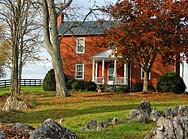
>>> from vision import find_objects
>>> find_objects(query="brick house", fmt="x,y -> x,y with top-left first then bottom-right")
58,19 -> 175,89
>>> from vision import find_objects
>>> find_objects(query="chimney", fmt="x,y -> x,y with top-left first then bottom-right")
57,13 -> 64,27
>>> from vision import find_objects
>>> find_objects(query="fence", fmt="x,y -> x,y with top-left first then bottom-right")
0,79 -> 43,88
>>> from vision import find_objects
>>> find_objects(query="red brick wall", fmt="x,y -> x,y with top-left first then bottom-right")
131,55 -> 174,88
60,35 -> 106,81
60,35 -> 175,88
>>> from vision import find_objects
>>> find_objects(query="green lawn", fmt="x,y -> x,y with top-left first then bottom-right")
0,86 -> 188,139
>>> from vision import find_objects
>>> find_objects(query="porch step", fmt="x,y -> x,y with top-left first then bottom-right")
97,85 -> 116,92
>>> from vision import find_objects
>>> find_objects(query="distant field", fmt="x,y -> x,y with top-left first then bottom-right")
0,87 -> 188,139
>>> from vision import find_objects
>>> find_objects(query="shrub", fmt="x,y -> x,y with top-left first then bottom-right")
148,85 -> 155,92
71,80 -> 85,91
116,85 -> 129,93
42,69 -> 68,91
132,82 -> 143,92
157,72 -> 186,94
132,82 -> 155,92
66,79 -> 75,89
85,81 -> 97,91
42,69 -> 56,91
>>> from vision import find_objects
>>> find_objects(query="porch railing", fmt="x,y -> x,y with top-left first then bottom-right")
94,77 -> 103,84
94,77 -> 127,85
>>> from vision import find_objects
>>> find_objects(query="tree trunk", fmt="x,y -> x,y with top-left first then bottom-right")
41,0 -> 70,97
11,45 -> 19,97
51,51 -> 70,97
143,70 -> 149,92
175,54 -> 180,76
18,55 -> 23,94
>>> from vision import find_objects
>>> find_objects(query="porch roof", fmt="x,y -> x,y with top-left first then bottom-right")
91,49 -> 115,60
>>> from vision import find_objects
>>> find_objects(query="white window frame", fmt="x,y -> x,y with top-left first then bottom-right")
75,64 -> 84,80
141,68 -> 151,80
76,37 -> 85,54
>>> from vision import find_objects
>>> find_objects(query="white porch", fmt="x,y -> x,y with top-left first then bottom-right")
91,49 -> 128,85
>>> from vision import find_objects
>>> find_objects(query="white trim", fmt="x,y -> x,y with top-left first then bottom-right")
124,64 -> 128,85
92,59 -> 95,82
75,64 -> 84,80
102,60 -> 104,84
107,63 -> 114,85
76,37 -> 85,54
95,62 -> 98,82
113,60 -> 117,84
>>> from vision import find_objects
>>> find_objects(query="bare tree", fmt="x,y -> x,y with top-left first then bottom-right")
0,0 -> 41,96
0,0 -> 41,111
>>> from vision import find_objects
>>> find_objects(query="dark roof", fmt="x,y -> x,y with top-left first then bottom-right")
58,21 -> 118,36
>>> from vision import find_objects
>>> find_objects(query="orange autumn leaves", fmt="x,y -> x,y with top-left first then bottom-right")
99,0 -> 188,67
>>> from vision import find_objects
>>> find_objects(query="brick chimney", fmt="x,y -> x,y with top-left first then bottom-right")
57,13 -> 64,27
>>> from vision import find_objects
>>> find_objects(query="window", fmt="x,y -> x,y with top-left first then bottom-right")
76,38 -> 85,53
141,68 -> 151,80
75,64 -> 84,79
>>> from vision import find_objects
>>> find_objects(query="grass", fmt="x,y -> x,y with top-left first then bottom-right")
0,86 -> 188,139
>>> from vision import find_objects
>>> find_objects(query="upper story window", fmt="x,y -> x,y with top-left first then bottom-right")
76,37 -> 85,53
75,64 -> 84,80
141,68 -> 151,80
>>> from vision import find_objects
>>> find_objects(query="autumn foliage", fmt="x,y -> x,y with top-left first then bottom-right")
99,0 -> 188,92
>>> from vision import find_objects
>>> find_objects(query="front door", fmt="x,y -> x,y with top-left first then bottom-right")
108,64 -> 114,85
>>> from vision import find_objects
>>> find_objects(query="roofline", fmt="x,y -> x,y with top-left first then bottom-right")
58,33 -> 105,37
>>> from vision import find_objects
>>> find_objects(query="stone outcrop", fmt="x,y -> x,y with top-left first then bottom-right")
145,116 -> 188,139
127,101 -> 188,139
129,101 -> 188,139
128,101 -> 160,123
81,117 -> 123,131
29,118 -> 79,139
128,101 -> 188,123
2,96 -> 29,111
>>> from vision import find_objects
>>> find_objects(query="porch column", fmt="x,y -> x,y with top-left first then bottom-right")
124,64 -> 127,85
92,59 -> 95,82
102,59 -> 104,84
95,62 -> 98,83
113,60 -> 117,85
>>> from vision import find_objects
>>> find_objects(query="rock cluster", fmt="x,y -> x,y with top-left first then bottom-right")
145,116 -> 188,139
128,101 -> 188,139
30,118 -> 79,139
0,119 -> 79,139
128,101 -> 161,122
82,117 -> 123,131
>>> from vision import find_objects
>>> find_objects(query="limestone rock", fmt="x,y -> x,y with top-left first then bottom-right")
163,105 -> 188,118
82,117 -> 123,131
150,109 -> 161,122
129,101 -> 154,123
86,120 -> 97,130
111,117 -> 121,125
2,96 -> 29,111
12,123 -> 35,131
29,118 -> 79,139
145,116 -> 188,139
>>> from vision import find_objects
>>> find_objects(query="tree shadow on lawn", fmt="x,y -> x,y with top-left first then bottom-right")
0,104 -> 137,125
0,102 -> 176,125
